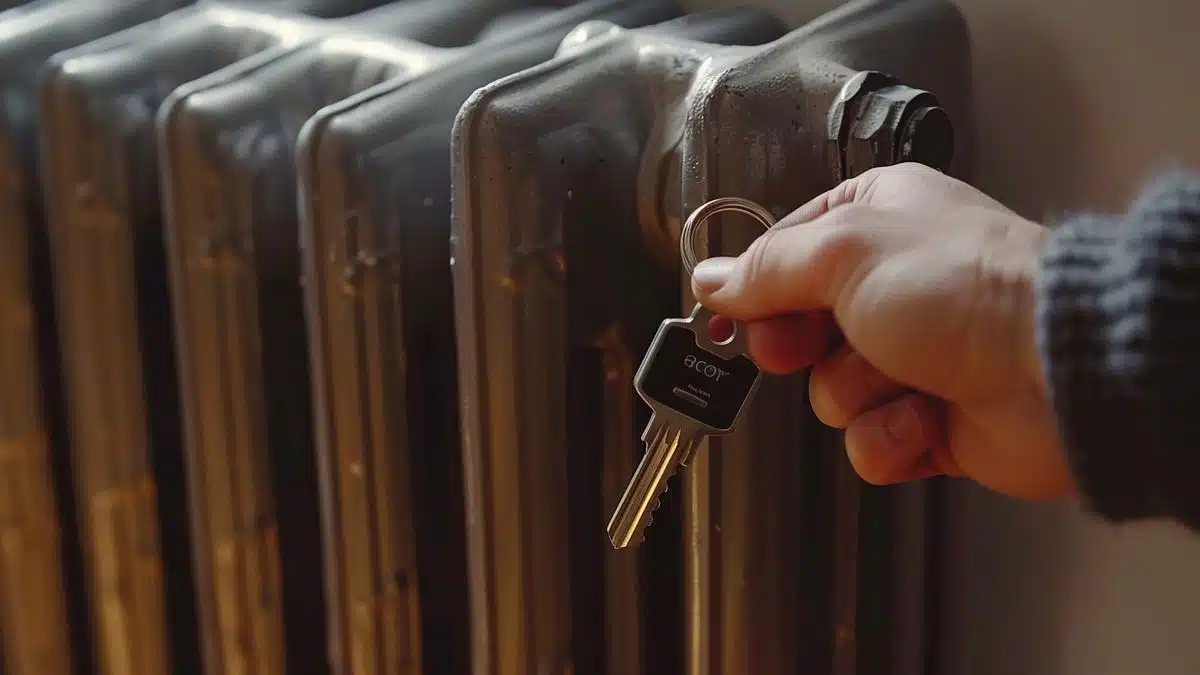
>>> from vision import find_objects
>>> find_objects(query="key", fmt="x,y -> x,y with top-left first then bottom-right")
607,302 -> 761,549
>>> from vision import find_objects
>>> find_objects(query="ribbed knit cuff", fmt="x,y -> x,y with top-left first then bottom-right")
1035,171 -> 1200,528
1035,212 -> 1156,522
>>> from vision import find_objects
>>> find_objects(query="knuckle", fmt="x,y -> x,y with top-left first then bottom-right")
825,176 -> 861,210
808,361 -> 853,428
737,226 -> 785,285
851,167 -> 888,197
809,221 -> 870,277
846,352 -> 896,401
855,163 -> 944,204
843,433 -> 893,485
891,162 -> 941,179
833,166 -> 893,206
810,350 -> 897,429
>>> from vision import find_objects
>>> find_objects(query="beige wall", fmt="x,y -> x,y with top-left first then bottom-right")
683,0 -> 1200,672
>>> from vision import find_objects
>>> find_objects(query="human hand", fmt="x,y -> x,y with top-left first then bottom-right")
691,163 -> 1072,499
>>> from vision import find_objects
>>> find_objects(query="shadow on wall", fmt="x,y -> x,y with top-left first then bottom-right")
964,0 -> 1200,216
945,0 -> 1200,673
956,7 -> 1089,217
940,485 -> 1076,675
942,483 -> 1200,675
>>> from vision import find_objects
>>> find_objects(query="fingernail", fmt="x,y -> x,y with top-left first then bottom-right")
883,399 -> 922,446
692,257 -> 736,293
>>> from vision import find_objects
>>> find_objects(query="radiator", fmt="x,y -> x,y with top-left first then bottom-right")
156,3 -> 690,674
0,0 -> 972,673
0,4 -> 202,675
450,1 -> 968,674
40,3 -> 583,674
296,7 -> 784,675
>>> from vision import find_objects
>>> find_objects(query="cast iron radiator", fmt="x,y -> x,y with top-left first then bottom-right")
157,3 -> 729,674
0,0 -> 972,673
0,3 -> 205,675
294,7 -> 782,675
450,0 -> 969,673
40,3 -> 584,675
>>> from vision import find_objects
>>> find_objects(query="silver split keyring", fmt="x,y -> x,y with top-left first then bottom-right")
679,197 -> 777,277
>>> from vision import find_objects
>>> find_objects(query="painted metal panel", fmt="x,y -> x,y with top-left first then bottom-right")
297,7 -> 783,675
451,2 -> 969,674
0,2 -> 205,674
37,2 -> 515,673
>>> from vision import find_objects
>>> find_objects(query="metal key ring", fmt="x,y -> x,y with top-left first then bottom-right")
680,197 -> 776,276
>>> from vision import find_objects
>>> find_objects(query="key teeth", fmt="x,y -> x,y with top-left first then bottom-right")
620,463 -> 675,549
638,469 -> 673,533
610,422 -> 691,549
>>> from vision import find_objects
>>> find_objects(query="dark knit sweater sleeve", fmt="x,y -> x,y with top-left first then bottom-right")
1036,170 -> 1200,531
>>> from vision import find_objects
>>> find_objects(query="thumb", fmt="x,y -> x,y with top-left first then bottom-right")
690,206 -> 871,321
689,170 -> 888,319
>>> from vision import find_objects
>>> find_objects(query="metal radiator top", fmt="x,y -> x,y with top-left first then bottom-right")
450,1 -> 967,673
0,1 -> 972,674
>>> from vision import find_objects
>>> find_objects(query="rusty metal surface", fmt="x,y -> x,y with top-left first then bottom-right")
39,3 -> 557,675
449,11 -> 824,675
0,14 -> 74,659
297,6 -> 788,675
0,2 -> 973,673
155,4 -> 569,674
158,5 -> 696,675
451,2 -> 971,675
38,2 -> 538,675
0,3 -> 203,675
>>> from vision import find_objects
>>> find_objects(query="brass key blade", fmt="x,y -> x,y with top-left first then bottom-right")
607,419 -> 694,549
